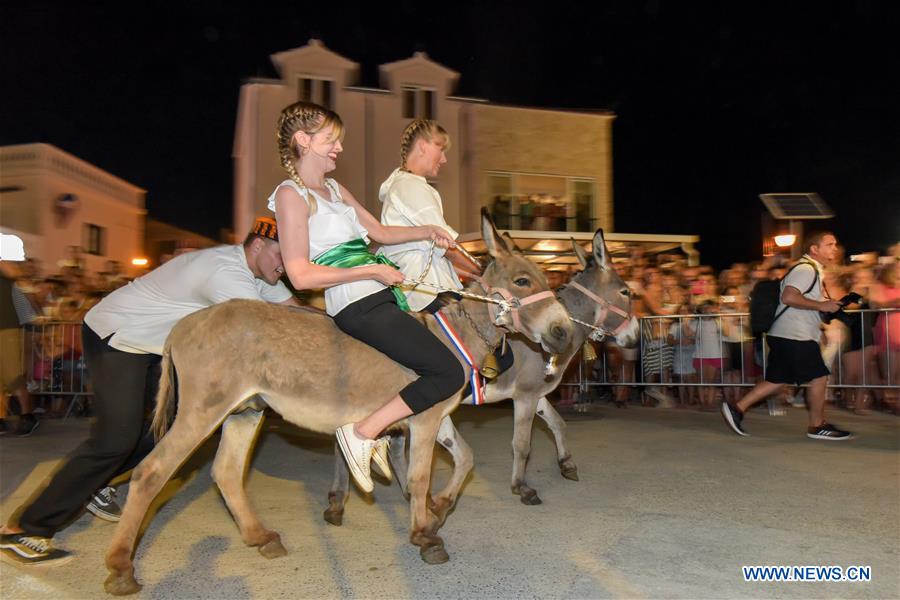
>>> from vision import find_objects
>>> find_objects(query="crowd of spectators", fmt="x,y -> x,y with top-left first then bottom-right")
1,248 -> 131,430
566,242 -> 900,417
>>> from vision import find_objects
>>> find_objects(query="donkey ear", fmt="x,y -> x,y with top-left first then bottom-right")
481,207 -> 510,258
572,239 -> 590,268
592,228 -> 612,270
502,232 -> 522,253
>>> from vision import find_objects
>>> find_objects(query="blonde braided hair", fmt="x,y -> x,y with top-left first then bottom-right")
399,119 -> 451,171
276,101 -> 344,215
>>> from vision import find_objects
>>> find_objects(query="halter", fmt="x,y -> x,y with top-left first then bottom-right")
567,280 -> 632,339
484,284 -> 557,332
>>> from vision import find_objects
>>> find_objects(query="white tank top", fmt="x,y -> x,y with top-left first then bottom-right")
268,179 -> 385,316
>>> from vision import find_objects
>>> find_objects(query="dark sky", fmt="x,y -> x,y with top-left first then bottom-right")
2,1 -> 898,269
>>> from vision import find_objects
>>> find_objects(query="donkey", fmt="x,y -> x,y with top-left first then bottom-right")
323,229 -> 636,525
103,212 -> 574,596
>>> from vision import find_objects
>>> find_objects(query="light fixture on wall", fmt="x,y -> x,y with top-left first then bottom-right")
131,257 -> 149,267
0,233 -> 26,261
774,234 -> 796,248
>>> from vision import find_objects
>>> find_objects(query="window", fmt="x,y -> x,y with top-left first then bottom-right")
297,77 -> 335,109
401,86 -> 436,119
571,179 -> 595,231
487,174 -> 514,229
487,172 -> 595,232
84,224 -> 105,256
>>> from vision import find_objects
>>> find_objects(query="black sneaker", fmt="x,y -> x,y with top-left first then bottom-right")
86,486 -> 121,522
0,534 -> 74,567
14,415 -> 39,437
807,423 -> 853,441
721,402 -> 748,436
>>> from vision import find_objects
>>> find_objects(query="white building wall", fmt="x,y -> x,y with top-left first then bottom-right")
0,143 -> 145,275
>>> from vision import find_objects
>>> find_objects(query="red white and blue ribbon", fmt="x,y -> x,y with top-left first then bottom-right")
434,310 -> 485,406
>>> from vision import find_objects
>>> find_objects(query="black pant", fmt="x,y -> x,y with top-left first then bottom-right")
334,289 -> 464,414
19,325 -> 160,537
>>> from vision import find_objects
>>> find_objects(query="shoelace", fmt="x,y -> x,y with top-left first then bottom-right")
19,536 -> 50,554
97,486 -> 117,503
359,440 -> 374,475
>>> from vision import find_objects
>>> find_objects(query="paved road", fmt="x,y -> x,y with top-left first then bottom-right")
1,403 -> 898,599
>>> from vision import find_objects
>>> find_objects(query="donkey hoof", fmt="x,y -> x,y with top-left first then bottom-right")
323,508 -> 344,527
560,465 -> 579,481
420,543 -> 449,565
258,537 -> 287,559
104,572 -> 142,596
519,490 -> 543,506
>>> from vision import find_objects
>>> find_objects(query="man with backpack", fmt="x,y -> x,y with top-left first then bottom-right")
722,232 -> 853,440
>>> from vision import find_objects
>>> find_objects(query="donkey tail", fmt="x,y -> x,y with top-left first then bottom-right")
150,344 -> 177,442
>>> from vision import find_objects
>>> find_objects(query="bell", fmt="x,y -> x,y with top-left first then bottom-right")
582,340 -> 598,363
544,354 -> 558,377
481,352 -> 499,379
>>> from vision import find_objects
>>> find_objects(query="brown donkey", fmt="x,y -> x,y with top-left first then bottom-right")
323,229 -> 637,525
103,212 -> 573,595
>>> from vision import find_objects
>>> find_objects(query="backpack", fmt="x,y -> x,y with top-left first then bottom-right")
749,261 -> 818,336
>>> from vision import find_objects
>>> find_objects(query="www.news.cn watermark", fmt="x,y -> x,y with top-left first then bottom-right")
742,565 -> 872,582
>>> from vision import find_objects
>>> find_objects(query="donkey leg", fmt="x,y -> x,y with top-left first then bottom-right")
324,442 -> 351,526
431,416 -> 473,528
536,396 -> 579,481
511,395 -> 542,505
212,410 -> 285,558
104,414 -> 223,596
389,430 -> 410,499
406,418 -> 448,565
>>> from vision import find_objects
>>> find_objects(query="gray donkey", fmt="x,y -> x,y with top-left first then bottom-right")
323,229 -> 637,526
103,212 -> 574,596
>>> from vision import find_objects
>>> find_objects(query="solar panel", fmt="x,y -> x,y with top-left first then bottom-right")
759,193 -> 834,219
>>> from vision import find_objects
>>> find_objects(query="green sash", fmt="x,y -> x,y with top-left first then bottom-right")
312,238 -> 410,311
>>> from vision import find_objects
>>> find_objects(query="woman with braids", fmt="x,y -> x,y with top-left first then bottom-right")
378,119 -> 481,313
268,101 -> 464,494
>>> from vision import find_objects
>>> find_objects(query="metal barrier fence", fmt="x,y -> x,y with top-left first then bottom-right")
565,308 -> 899,392
23,321 -> 91,417
19,311 -> 900,410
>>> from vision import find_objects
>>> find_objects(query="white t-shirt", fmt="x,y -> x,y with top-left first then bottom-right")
692,316 -> 725,359
378,168 -> 461,312
84,245 -> 292,355
267,179 -> 384,316
768,257 -> 825,341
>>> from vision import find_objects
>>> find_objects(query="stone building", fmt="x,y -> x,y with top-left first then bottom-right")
233,39 -> 614,239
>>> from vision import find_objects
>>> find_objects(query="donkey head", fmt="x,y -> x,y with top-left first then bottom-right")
570,229 -> 639,347
478,209 -> 572,354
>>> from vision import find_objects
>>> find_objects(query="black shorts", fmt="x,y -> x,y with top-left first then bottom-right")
764,335 -> 830,385
724,341 -> 743,371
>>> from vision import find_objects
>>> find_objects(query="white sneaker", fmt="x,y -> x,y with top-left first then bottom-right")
371,437 -> 392,481
335,424 -> 375,493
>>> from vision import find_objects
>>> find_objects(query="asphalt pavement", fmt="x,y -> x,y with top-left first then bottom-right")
1,402 -> 898,599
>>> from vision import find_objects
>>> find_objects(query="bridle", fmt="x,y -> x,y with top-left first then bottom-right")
565,280 -> 632,340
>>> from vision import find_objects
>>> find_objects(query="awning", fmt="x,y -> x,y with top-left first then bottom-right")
457,229 -> 701,270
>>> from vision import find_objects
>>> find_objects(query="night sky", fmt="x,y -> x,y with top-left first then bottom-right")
2,1 -> 898,269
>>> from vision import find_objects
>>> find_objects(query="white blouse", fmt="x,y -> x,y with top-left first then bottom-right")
268,179 -> 385,316
378,168 -> 461,312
